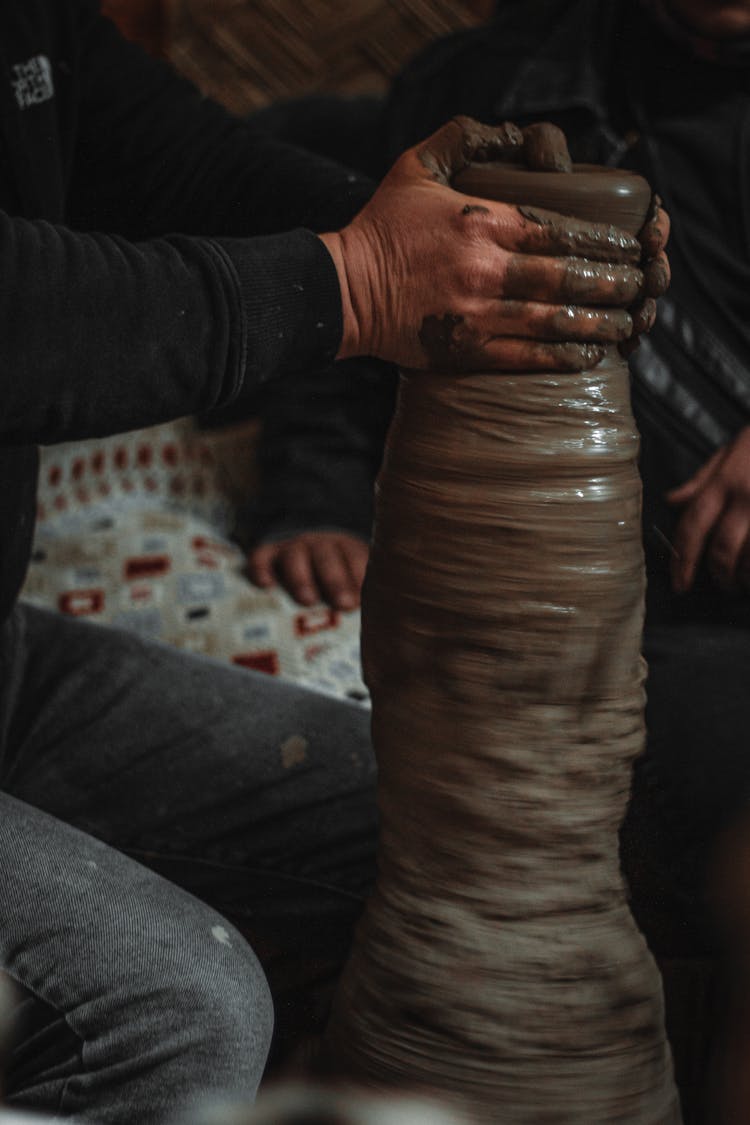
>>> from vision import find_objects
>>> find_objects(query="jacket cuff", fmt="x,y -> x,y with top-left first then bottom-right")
212,228 -> 343,394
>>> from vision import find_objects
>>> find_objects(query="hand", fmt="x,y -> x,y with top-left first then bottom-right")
666,427 -> 750,594
247,532 -> 369,610
621,193 -> 671,356
320,116 -> 648,372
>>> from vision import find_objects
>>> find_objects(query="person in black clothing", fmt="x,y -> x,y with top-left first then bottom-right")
0,3 -> 666,1123
246,0 -> 750,1113
248,0 -> 750,617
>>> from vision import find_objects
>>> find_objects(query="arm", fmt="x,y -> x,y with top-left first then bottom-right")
66,8 -> 656,375
247,358 -> 396,609
321,118 -> 666,372
0,117 -> 652,450
0,2 -> 372,446
2,0 -> 659,451
246,124 -> 667,608
0,215 -> 342,445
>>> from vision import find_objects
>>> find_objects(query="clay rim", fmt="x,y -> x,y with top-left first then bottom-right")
452,162 -> 651,234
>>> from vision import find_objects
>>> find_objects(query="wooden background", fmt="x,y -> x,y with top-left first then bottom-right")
101,0 -> 493,111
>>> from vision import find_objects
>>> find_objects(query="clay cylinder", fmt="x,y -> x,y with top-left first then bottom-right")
325,164 -> 681,1124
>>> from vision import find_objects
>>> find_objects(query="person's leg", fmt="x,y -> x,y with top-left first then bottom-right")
621,622 -> 750,1122
0,790 -> 272,1124
2,602 -> 377,958
624,621 -> 750,946
0,602 -> 377,1120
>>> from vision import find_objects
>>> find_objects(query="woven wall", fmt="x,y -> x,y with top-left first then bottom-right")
102,0 -> 491,115
167,0 -> 491,114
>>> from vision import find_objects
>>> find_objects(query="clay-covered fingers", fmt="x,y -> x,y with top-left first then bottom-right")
512,205 -> 642,265
621,198 -> 671,355
416,116 -> 525,186
521,122 -> 572,173
629,296 -> 657,335
418,116 -> 573,181
324,120 -> 650,369
640,251 -> 670,301
481,298 -> 633,345
619,296 -> 657,357
502,252 -> 644,308
638,195 -> 671,268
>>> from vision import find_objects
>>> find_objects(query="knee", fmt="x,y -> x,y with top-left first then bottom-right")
97,913 -> 274,1104
163,923 -> 274,1092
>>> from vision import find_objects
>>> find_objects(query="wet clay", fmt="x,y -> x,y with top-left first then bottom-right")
455,162 -> 652,233
417,118 -> 524,185
325,165 -> 682,1124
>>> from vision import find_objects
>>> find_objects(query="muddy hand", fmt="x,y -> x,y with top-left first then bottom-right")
319,116 -> 645,373
450,118 -> 670,355
621,194 -> 671,356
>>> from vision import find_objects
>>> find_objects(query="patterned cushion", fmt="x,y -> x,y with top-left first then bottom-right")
23,419 -> 368,705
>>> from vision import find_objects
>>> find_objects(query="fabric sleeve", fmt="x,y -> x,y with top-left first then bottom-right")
0,213 -> 342,445
247,358 -> 398,545
0,1 -> 390,447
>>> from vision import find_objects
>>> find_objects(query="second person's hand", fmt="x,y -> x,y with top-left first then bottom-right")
247,531 -> 369,610
667,427 -> 750,594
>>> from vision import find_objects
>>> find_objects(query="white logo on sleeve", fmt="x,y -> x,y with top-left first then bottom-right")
11,55 -> 54,109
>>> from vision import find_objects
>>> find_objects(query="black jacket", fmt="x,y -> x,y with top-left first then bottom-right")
257,0 -> 750,625
0,0 -> 374,623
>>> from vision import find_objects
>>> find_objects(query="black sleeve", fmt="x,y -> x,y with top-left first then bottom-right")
0,213 -> 343,446
247,358 -> 398,545
0,0 -> 388,448
66,2 -> 375,240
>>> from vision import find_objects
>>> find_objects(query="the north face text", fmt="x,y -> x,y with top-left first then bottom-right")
11,55 -> 54,109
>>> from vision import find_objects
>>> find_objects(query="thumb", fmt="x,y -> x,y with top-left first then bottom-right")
521,122 -> 573,173
416,116 -> 524,187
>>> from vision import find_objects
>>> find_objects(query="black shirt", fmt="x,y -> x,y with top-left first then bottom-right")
0,0 -> 374,623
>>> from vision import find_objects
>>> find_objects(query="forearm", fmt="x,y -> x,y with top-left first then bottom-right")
252,358 -> 396,543
0,215 -> 341,445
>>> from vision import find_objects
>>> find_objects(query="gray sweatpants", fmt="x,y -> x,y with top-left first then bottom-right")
0,602 -> 377,1124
